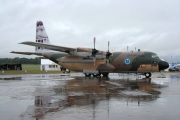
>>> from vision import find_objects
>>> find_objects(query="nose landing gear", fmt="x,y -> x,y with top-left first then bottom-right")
144,72 -> 151,78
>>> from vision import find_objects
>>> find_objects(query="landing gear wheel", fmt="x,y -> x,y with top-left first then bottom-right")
85,73 -> 91,77
102,72 -> 109,77
144,72 -> 151,78
93,74 -> 100,77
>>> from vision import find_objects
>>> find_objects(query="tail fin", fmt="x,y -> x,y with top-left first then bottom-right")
35,21 -> 51,52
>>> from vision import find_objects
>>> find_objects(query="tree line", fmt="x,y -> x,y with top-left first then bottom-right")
0,57 -> 45,64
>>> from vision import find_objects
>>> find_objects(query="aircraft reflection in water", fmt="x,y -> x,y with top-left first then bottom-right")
33,75 -> 164,119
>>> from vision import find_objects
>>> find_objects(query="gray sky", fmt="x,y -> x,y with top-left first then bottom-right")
1,0 -> 180,62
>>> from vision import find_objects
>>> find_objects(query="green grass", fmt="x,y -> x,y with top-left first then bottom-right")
22,64 -> 40,71
0,64 -> 64,75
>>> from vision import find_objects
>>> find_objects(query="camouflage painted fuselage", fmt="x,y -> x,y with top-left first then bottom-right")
111,51 -> 160,73
43,51 -> 162,73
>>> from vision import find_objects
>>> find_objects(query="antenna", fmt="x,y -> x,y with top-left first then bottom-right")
94,37 -> 95,49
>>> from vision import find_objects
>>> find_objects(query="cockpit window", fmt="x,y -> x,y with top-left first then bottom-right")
151,54 -> 159,59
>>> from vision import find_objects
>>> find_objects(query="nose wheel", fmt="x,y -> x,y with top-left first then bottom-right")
144,72 -> 151,78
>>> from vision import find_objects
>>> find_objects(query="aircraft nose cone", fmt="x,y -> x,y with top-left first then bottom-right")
158,61 -> 169,71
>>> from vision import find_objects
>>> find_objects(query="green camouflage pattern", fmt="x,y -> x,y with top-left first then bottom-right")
43,51 -> 161,73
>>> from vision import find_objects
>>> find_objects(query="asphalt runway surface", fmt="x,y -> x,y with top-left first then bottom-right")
0,73 -> 180,120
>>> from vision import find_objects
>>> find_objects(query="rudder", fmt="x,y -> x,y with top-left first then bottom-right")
35,21 -> 50,52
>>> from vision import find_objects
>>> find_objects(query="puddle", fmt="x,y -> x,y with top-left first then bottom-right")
0,73 -> 180,120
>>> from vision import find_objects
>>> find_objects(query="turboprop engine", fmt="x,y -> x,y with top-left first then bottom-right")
68,37 -> 112,65
69,48 -> 107,59
69,37 -> 112,62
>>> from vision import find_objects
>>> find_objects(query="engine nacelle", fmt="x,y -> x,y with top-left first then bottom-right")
69,47 -> 106,59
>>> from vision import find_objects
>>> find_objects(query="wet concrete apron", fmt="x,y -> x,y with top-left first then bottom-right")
0,73 -> 180,120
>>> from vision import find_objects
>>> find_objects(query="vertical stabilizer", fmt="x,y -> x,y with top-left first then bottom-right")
35,21 -> 50,52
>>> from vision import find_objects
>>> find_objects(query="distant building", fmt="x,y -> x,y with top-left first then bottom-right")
40,59 -> 60,71
0,63 -> 22,70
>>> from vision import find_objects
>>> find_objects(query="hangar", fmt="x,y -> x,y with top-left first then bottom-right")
0,63 -> 22,70
41,59 -> 61,71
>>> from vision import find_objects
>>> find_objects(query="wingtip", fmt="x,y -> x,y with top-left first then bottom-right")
18,42 -> 25,44
19,41 -> 26,44
18,41 -> 33,44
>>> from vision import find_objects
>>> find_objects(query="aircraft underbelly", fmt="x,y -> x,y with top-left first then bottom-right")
58,62 -> 115,72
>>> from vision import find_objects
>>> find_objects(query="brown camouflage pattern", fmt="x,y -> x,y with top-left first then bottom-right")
43,51 -> 161,73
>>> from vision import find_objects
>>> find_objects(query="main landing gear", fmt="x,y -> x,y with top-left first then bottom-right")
85,72 -> 151,78
144,72 -> 152,78
84,72 -> 109,77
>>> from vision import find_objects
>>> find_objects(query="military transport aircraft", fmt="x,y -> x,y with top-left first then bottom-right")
11,21 -> 169,78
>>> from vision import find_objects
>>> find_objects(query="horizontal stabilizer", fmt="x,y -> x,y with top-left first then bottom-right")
11,51 -> 43,56
20,41 -> 76,53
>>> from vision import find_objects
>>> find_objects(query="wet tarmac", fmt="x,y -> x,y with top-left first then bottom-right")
0,73 -> 180,120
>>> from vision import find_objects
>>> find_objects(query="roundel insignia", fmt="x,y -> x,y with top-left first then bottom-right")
124,58 -> 131,64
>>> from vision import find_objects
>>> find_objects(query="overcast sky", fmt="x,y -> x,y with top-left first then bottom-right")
1,0 -> 180,62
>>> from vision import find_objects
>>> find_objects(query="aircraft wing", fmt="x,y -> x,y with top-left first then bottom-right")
11,51 -> 43,56
20,41 -> 76,53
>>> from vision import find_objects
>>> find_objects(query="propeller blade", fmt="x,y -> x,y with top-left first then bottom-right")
106,41 -> 112,59
94,37 -> 96,49
93,57 -> 96,65
107,59 -> 110,65
92,37 -> 98,65
106,41 -> 112,65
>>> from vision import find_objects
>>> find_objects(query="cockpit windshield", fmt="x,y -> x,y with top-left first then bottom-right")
151,53 -> 159,59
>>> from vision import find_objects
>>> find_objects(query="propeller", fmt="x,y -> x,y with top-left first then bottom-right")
106,41 -> 112,64
92,37 -> 99,65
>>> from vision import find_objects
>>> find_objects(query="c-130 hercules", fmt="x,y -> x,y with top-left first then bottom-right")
11,21 -> 169,78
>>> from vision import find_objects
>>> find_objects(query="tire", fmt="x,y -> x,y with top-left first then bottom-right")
102,72 -> 109,77
144,72 -> 151,78
85,73 -> 91,77
93,73 -> 100,77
